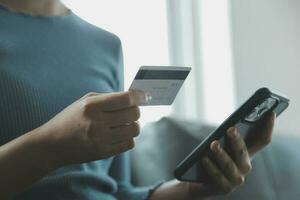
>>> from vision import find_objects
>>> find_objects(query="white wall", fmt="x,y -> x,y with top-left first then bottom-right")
167,0 -> 236,125
63,0 -> 171,125
230,0 -> 300,135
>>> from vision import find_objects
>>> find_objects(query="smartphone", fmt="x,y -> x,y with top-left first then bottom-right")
174,87 -> 290,183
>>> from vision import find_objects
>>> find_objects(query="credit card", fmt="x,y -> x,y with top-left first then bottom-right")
129,66 -> 191,105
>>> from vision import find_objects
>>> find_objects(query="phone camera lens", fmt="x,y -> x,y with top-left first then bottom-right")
245,98 -> 277,122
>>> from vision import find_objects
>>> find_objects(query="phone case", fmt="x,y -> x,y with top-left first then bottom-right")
174,87 -> 290,183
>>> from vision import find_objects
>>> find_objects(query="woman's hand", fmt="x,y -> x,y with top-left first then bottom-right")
187,111 -> 275,199
41,90 -> 148,167
187,127 -> 252,198
150,111 -> 276,200
0,90 -> 149,199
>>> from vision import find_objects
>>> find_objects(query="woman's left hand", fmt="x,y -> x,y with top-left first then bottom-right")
150,111 -> 275,200
187,111 -> 276,199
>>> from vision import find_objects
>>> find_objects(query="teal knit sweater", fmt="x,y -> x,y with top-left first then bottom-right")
0,5 -> 157,200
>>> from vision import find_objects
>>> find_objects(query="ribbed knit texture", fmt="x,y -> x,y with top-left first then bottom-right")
0,5 -> 157,200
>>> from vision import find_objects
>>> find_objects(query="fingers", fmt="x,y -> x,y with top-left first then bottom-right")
93,90 -> 148,111
105,106 -> 140,127
203,138 -> 249,194
260,111 -> 276,135
82,91 -> 146,128
210,141 -> 245,185
109,122 -> 140,144
201,157 -> 233,194
200,124 -> 265,195
226,128 -> 252,174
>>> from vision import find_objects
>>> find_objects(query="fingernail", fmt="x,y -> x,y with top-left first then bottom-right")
211,141 -> 220,153
228,127 -> 237,138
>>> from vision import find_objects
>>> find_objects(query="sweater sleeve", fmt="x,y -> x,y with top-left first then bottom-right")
109,153 -> 163,200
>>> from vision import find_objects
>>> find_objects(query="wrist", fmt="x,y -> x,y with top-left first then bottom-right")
0,124 -> 63,197
28,125 -> 63,172
149,180 -> 190,200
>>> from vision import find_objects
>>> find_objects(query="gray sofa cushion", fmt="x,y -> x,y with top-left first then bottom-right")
131,117 -> 300,200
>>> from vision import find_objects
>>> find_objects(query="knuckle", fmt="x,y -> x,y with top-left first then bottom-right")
243,162 -> 252,174
132,106 -> 141,120
126,139 -> 135,149
122,93 -> 133,107
132,122 -> 141,137
234,175 -> 245,186
247,163 -> 253,172
81,98 -> 93,114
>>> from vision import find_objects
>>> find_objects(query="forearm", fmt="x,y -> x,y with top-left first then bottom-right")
0,126 -> 59,199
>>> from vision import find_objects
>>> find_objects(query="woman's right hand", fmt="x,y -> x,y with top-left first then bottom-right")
41,90 -> 148,167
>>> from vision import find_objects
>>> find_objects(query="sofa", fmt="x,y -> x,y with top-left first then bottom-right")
131,117 -> 300,200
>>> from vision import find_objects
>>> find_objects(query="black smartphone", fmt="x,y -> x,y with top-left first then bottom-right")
174,87 -> 290,183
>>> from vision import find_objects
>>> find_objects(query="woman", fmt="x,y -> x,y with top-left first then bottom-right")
0,0 -> 275,199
